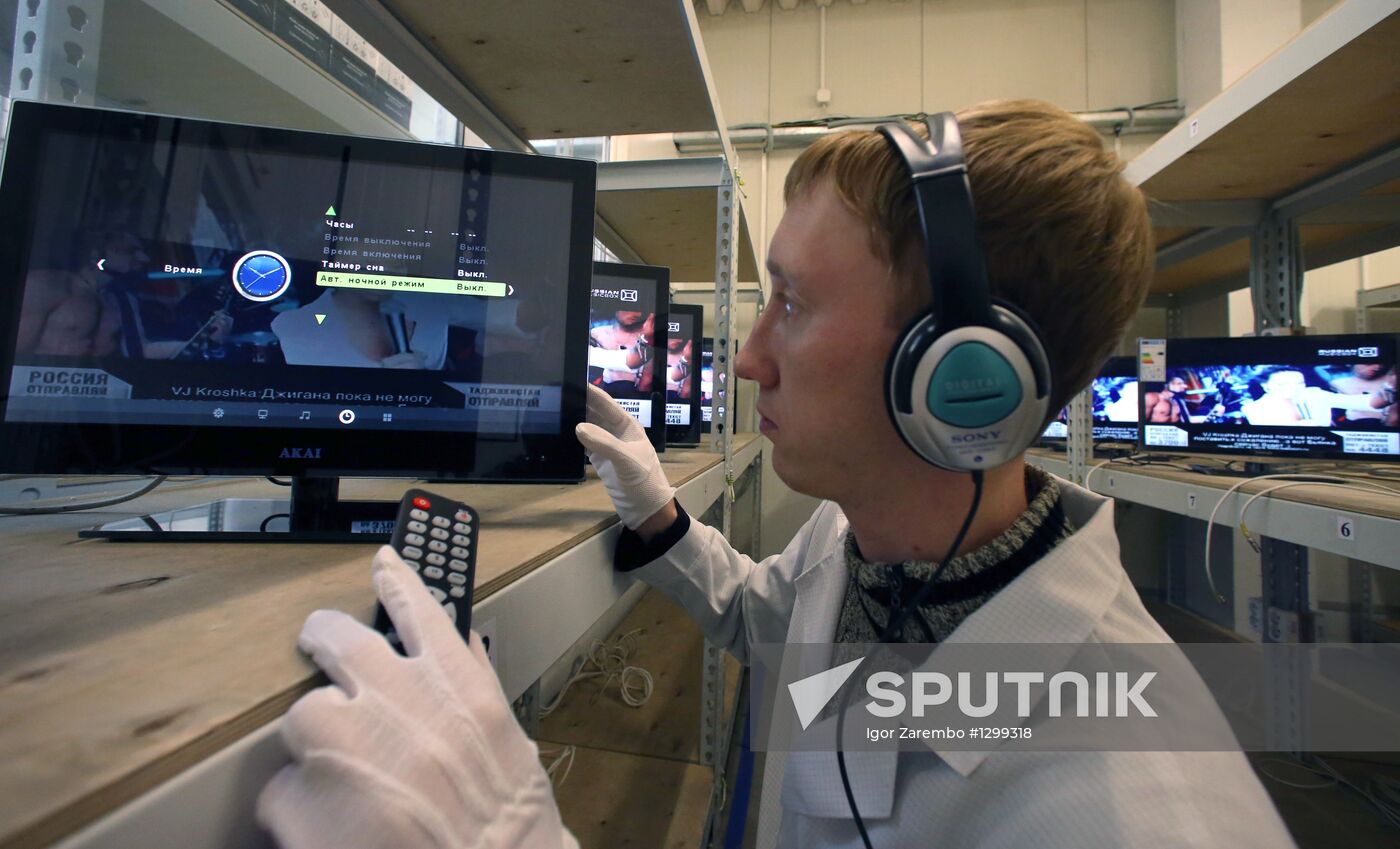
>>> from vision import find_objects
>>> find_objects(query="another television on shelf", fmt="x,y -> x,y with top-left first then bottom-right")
1136,335 -> 1398,462
0,101 -> 597,539
664,305 -> 702,446
587,261 -> 668,453
1039,355 -> 1138,445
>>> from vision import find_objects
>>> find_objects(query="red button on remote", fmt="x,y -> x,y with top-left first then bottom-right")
413,496 -> 431,509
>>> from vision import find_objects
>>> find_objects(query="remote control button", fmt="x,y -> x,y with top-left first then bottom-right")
452,522 -> 472,535
406,561 -> 421,573
431,515 -> 450,528
423,566 -> 445,580
449,586 -> 466,598
428,540 -> 448,553
429,587 -> 447,601
442,601 -> 457,622
407,520 -> 427,533
447,572 -> 467,586
454,510 -> 473,524
430,527 -> 449,540
450,546 -> 469,559
451,534 -> 469,546
409,508 -> 429,521
426,552 -> 446,566
413,496 -> 431,510
401,545 -> 423,560
405,532 -> 426,546
449,558 -> 468,572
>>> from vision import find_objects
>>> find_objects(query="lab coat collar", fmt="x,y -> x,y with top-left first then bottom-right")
926,482 -> 1126,777
783,480 -> 1126,798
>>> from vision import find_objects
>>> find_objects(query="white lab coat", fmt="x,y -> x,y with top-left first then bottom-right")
629,478 -> 1296,849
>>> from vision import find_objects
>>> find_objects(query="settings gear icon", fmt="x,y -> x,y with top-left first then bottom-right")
213,408 -> 225,419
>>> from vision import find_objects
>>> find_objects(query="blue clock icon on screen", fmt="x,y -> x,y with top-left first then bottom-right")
231,250 -> 292,302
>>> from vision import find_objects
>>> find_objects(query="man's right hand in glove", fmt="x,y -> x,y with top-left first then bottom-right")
575,384 -> 678,540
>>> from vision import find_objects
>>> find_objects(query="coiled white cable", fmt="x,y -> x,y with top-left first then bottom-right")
540,628 -> 655,716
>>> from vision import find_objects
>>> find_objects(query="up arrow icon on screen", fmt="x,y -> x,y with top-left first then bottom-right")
788,656 -> 865,730
325,205 -> 337,216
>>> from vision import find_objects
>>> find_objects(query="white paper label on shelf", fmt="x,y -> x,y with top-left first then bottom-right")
1337,516 -> 1355,542
1186,492 -> 1197,511
1189,119 -> 1199,138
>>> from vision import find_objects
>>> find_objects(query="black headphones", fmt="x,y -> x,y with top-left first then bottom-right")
877,114 -> 1053,470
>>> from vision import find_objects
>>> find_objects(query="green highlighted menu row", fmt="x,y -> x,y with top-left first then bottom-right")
315,270 -> 507,297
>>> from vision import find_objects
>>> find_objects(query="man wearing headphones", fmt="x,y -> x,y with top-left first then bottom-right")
260,101 -> 1294,848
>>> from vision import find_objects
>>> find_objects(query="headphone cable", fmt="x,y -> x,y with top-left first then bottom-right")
835,470 -> 985,849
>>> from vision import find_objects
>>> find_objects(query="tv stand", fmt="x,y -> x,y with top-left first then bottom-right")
80,476 -> 402,543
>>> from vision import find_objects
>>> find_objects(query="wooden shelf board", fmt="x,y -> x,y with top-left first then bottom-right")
0,439 -> 756,849
544,744 -> 713,849
537,588 -> 742,764
370,0 -> 718,140
1136,9 -> 1400,202
597,187 -> 761,284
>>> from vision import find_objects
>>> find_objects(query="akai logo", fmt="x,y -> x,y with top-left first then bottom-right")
279,447 -> 323,459
951,431 -> 1001,444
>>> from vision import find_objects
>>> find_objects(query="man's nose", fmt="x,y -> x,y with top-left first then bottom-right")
735,312 -> 776,387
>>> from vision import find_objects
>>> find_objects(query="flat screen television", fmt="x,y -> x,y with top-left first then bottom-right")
0,101 -> 596,539
700,336 -> 739,435
587,261 -> 668,453
1137,334 -> 1398,461
665,304 -> 702,446
1040,356 -> 1138,445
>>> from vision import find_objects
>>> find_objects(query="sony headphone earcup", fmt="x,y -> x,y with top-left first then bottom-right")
885,306 -> 1051,471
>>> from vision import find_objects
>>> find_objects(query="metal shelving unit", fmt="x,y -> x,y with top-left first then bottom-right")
1132,1 -> 1400,325
14,2 -> 766,847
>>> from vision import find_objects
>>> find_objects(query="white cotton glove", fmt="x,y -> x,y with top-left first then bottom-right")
257,546 -> 578,849
575,383 -> 676,529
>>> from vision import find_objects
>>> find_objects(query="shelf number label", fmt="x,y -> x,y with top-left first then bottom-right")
1337,517 -> 1355,542
1186,491 -> 1198,511
1189,119 -> 1200,138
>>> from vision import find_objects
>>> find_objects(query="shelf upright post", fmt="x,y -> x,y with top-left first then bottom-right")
8,0 -> 103,109
702,161 -> 740,772
1066,387 -> 1092,485
1248,212 -> 1304,335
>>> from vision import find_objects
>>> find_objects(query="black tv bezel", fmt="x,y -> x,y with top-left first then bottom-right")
666,304 -> 703,446
1135,333 -> 1399,464
1038,355 -> 1138,445
0,101 -> 595,482
589,260 -> 669,454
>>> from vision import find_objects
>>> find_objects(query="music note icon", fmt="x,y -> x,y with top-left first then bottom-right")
298,410 -> 311,420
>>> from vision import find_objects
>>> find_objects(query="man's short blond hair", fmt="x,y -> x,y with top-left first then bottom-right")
783,99 -> 1154,414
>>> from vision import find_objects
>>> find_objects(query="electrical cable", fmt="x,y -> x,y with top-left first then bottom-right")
1236,478 -> 1398,552
1257,756 -> 1400,830
539,628 -> 654,717
0,475 -> 168,515
836,470 -> 984,849
1202,474 -> 1400,603
266,476 -> 293,487
539,745 -> 577,786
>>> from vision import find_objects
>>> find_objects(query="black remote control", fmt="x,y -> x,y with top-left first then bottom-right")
374,488 -> 478,649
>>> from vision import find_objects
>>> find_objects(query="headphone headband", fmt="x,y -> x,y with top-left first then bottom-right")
877,115 -> 992,330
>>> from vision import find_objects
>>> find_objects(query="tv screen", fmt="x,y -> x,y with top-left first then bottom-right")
588,262 -> 668,453
0,101 -> 595,481
1137,335 -> 1398,461
1040,356 -> 1138,444
665,305 -> 702,446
